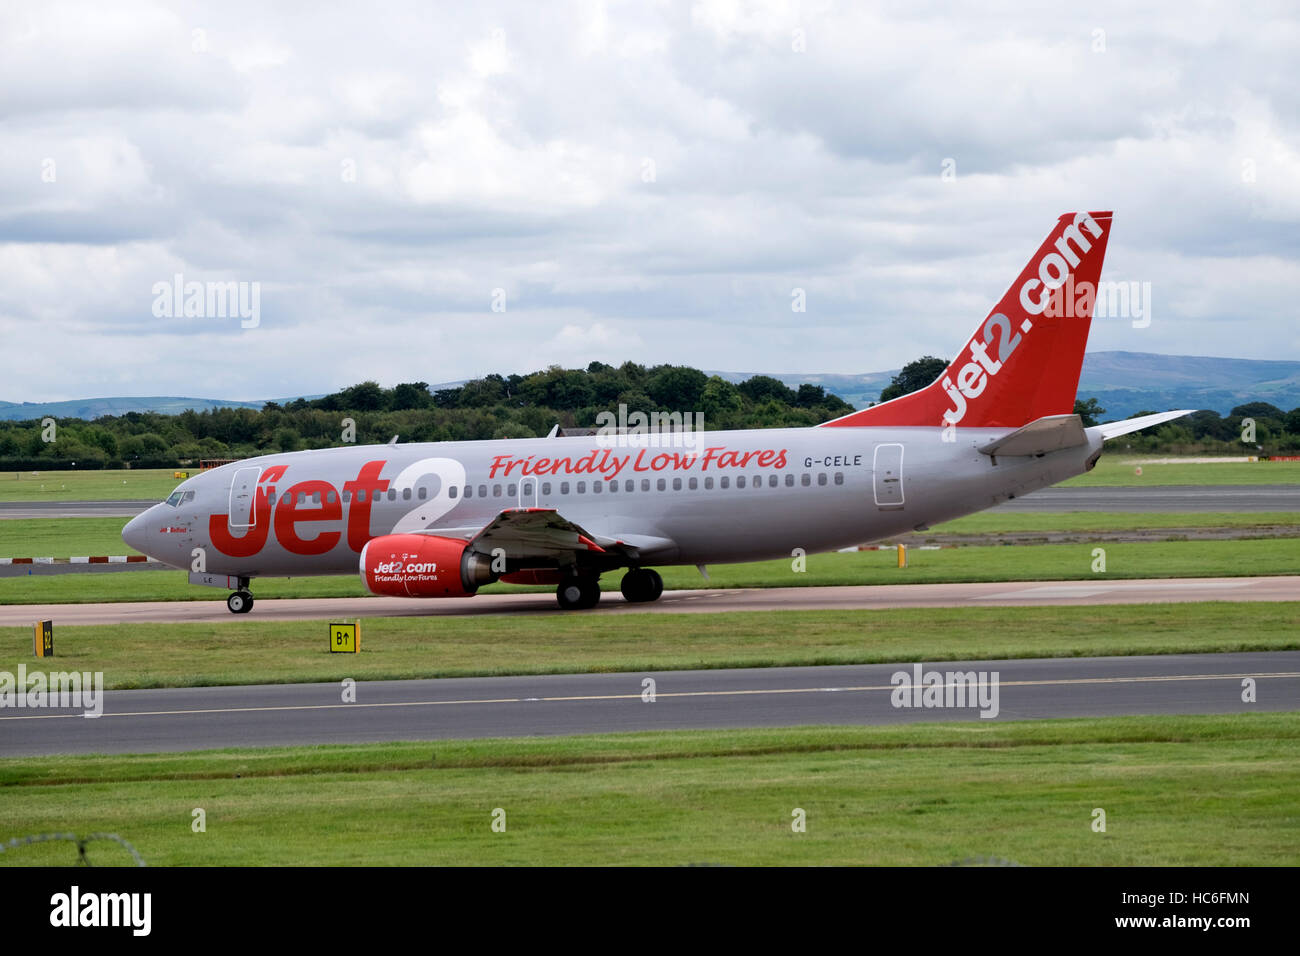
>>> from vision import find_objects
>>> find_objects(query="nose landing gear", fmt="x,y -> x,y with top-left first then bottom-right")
226,589 -> 254,614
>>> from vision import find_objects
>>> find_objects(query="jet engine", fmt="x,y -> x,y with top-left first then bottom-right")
359,534 -> 496,598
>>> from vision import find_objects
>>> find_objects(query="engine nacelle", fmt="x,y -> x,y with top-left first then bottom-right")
359,534 -> 496,598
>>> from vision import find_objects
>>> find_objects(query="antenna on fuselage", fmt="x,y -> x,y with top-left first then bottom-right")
546,424 -> 560,438
387,435 -> 399,445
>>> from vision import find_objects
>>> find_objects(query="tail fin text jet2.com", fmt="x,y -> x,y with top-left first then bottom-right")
123,211 -> 1191,613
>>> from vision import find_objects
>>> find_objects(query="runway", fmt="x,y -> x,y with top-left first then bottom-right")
1,576 -> 1296,625
1,484 -> 1297,520
0,500 -> 155,519
1,651 -> 1295,756
993,484 -> 1300,512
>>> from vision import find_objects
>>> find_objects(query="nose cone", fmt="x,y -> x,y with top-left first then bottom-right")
122,510 -> 152,556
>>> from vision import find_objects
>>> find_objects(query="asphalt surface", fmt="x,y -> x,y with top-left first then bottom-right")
1,651 -> 1294,756
0,500 -> 155,519
0,561 -> 172,578
994,484 -> 1300,512
1,484 -> 1298,520
2,576 -> 1295,626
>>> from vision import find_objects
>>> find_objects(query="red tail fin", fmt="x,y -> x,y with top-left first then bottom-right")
821,211 -> 1113,431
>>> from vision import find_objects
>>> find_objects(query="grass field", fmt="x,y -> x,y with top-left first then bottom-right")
0,469 -> 180,501
1061,456 -> 1300,486
0,518 -> 146,558
1,602 -> 1295,688
1,714 -> 1296,866
2,537 -> 1296,605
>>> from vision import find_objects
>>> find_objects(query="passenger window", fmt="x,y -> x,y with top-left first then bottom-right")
341,491 -> 350,503
298,492 -> 308,505
478,485 -> 487,498
801,474 -> 810,487
326,491 -> 337,504
542,482 -> 552,495
508,484 -> 517,497
736,476 -> 745,489
267,491 -> 277,505
523,482 -> 533,496
418,486 -> 427,500
625,480 -> 634,492
388,489 -> 397,501
449,486 -> 457,498
705,477 -> 714,490
784,474 -> 794,487
463,486 -> 472,499
577,481 -> 586,494
593,481 -> 602,494
818,473 -> 827,486
561,482 -> 570,494
768,474 -> 778,488
689,477 -> 698,490
641,479 -> 650,492
402,487 -> 412,500
672,478 -> 682,491
721,476 -> 730,489
607,480 -> 617,493
357,489 -> 366,503
493,485 -> 502,497
656,478 -> 666,491
834,472 -> 844,485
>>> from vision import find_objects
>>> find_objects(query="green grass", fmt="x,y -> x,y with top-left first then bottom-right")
1063,455 -> 1300,486
929,511 -> 1300,534
0,469 -> 181,501
2,602 -> 1296,689
3,537 -> 1297,606
1,714 -> 1296,865
0,518 -> 142,559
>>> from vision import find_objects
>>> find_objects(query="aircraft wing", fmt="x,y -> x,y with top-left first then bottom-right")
413,508 -> 678,565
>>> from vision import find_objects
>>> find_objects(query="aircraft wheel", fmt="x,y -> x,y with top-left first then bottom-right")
556,576 -> 601,610
620,568 -> 663,603
227,590 -> 254,614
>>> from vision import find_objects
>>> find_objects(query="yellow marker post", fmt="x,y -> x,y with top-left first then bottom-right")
897,544 -> 907,569
34,620 -> 53,657
329,621 -> 360,654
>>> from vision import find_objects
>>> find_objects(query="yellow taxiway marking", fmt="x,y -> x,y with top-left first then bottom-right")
1,671 -> 1297,721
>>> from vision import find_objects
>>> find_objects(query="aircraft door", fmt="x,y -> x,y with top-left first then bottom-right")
228,466 -> 262,529
518,477 -> 539,508
872,443 -> 905,510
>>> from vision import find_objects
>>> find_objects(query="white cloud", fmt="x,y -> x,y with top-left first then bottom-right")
0,0 -> 1297,401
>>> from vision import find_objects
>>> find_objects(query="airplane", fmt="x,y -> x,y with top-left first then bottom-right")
122,211 -> 1191,614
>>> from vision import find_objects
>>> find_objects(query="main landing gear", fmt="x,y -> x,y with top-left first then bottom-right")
556,575 -> 601,611
620,567 -> 664,604
554,568 -> 664,610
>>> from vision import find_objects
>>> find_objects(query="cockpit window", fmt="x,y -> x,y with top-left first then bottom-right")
165,492 -> 183,507
181,491 -> 195,504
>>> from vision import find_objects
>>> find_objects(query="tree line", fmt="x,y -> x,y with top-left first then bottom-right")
0,362 -> 854,468
2,358 -> 1296,470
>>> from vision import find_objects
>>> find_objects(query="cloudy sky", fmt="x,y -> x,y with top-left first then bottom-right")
2,0 -> 1297,402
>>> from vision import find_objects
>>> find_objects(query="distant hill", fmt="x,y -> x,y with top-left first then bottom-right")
713,351 -> 1300,421
2,352 -> 1297,423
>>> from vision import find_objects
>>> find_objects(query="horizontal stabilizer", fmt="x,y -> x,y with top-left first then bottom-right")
978,414 -> 1087,457
1093,409 -> 1195,441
